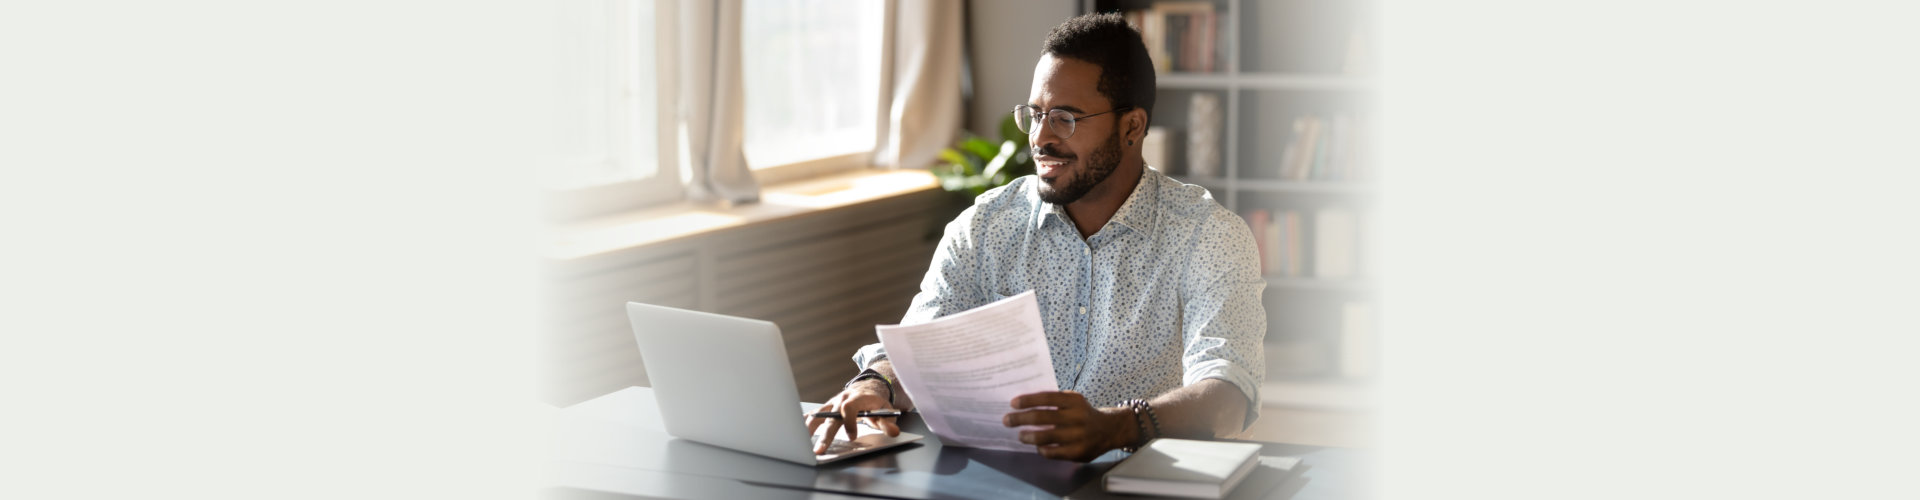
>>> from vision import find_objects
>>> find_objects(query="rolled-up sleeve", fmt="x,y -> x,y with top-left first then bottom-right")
1180,209 -> 1268,429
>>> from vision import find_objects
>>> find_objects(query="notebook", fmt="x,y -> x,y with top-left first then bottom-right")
1104,438 -> 1267,499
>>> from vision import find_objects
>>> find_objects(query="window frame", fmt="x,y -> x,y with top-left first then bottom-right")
739,0 -> 894,184
549,0 -> 898,221
548,0 -> 682,221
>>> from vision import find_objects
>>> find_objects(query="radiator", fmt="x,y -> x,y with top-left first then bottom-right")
542,190 -> 950,406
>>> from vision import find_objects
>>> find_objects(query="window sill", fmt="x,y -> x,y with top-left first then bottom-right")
546,169 -> 941,261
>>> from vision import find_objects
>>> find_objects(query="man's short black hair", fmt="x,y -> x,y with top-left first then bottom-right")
1042,13 -> 1156,128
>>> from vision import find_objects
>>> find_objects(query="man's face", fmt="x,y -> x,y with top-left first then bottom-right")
1027,54 -> 1125,205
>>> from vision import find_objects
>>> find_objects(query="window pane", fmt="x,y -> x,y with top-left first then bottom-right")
550,0 -> 657,190
741,0 -> 884,169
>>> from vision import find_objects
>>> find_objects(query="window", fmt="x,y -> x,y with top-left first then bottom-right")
550,0 -> 679,217
740,0 -> 886,173
549,0 -> 888,218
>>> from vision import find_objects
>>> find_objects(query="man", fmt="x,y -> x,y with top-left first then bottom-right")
806,13 -> 1266,462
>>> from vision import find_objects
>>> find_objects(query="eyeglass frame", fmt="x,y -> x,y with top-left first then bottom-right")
1011,104 -> 1135,140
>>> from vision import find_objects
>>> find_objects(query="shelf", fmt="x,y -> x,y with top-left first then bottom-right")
1240,73 -> 1376,91
1157,72 -> 1375,91
1156,72 -> 1232,89
1096,0 -> 1381,389
1265,276 -> 1373,293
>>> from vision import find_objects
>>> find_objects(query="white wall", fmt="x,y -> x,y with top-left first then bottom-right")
964,0 -> 1078,137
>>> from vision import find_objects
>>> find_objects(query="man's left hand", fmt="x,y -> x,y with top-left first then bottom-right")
1002,390 -> 1135,462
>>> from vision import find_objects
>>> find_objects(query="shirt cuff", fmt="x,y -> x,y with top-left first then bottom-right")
1184,359 -> 1263,431
852,342 -> 888,371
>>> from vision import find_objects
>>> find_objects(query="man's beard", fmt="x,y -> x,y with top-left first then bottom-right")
1036,129 -> 1123,205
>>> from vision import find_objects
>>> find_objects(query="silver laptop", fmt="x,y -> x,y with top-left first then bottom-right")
626,301 -> 923,465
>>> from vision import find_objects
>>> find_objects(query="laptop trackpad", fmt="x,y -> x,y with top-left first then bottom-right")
811,420 -> 924,463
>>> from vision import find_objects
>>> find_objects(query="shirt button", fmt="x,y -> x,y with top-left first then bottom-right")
1079,306 -> 1087,315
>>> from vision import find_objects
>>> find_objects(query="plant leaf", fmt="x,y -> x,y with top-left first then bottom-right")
982,140 -> 1017,180
960,137 -> 998,163
999,114 -> 1025,146
938,148 -> 981,176
937,148 -> 969,168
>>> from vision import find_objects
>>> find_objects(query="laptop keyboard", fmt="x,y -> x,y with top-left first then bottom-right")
822,439 -> 861,455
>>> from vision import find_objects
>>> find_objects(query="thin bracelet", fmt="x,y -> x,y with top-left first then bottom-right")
846,369 -> 895,406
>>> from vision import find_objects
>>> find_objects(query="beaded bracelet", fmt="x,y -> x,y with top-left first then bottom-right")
1139,399 -> 1163,441
1120,398 -> 1163,453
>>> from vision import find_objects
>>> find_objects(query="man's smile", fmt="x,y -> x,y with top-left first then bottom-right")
1036,156 -> 1072,181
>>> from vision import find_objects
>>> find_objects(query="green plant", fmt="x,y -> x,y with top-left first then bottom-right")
933,114 -> 1034,197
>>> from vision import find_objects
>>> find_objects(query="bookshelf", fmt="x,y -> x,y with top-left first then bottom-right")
1088,0 -> 1378,383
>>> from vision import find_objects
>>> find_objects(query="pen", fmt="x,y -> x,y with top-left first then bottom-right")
811,410 -> 905,419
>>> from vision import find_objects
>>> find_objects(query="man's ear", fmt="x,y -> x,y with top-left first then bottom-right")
1123,107 -> 1148,146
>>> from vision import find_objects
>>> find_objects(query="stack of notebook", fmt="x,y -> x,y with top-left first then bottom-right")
1103,438 -> 1306,499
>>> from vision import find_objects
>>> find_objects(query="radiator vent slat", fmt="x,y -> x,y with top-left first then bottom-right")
718,252 -> 928,324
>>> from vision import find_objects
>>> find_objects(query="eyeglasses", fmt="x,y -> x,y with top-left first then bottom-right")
1011,104 -> 1133,140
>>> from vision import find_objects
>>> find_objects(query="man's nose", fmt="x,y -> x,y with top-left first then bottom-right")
1030,120 -> 1065,155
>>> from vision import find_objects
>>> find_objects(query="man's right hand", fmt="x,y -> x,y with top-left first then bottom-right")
802,379 -> 900,454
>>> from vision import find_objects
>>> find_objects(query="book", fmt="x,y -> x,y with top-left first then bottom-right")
1264,209 -> 1302,277
1278,115 -> 1314,180
1104,438 -> 1264,499
1278,114 -> 1372,181
1186,92 -> 1223,178
1151,1 -> 1219,73
1309,115 -> 1334,180
1200,10 -> 1217,72
1241,456 -> 1312,499
1136,10 -> 1171,74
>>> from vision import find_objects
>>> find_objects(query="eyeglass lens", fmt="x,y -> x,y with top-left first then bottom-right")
1013,107 -> 1076,138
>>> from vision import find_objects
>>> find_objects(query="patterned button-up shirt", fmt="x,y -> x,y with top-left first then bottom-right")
855,167 -> 1266,425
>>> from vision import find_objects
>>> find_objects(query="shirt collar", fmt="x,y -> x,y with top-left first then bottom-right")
1033,167 -> 1160,235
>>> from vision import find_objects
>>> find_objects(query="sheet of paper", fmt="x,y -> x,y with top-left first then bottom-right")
876,290 -> 1057,452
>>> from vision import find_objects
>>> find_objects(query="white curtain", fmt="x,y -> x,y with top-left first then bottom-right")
678,0 -> 760,205
677,0 -> 961,204
874,0 -> 964,170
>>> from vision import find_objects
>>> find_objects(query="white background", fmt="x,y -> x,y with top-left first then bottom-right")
4,1 -> 1917,499
1378,1 -> 1920,498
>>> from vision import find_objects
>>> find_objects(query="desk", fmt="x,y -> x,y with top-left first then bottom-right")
544,387 -> 1371,500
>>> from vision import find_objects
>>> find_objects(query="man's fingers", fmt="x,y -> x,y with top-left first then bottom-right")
841,408 -> 860,441
1018,426 -> 1085,447
859,417 -> 901,437
805,400 -> 840,436
1003,407 -> 1085,427
814,420 -> 842,454
1009,391 -> 1088,410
